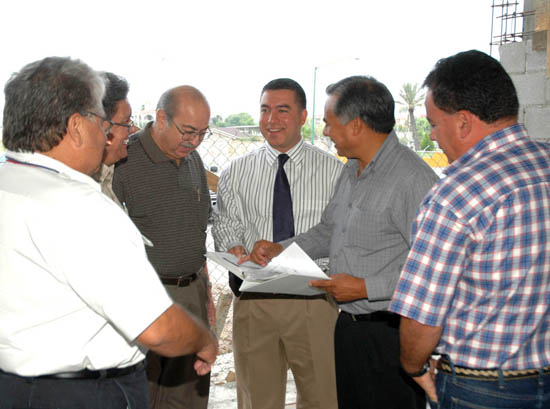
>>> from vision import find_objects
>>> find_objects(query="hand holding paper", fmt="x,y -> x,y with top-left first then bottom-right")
207,243 -> 329,296
241,240 -> 284,266
310,273 -> 368,302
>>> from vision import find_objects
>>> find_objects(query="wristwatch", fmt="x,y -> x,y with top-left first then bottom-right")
404,361 -> 430,378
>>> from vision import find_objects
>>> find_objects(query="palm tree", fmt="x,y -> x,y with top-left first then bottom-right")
398,83 -> 424,151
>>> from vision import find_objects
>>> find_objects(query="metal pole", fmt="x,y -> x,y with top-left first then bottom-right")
311,66 -> 318,144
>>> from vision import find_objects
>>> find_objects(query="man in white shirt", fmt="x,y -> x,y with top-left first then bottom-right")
0,56 -> 217,409
213,78 -> 342,409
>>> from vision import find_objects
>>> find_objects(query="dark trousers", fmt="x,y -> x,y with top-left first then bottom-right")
334,311 -> 426,409
0,365 -> 148,409
147,275 -> 210,409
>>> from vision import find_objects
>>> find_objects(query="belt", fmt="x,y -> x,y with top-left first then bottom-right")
341,310 -> 398,323
438,357 -> 550,379
160,272 -> 199,287
241,292 -> 327,300
6,361 -> 145,381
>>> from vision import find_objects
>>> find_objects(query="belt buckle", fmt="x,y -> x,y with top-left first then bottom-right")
176,276 -> 190,287
349,312 -> 357,322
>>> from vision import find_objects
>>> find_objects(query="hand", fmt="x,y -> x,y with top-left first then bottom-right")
228,245 -> 247,259
412,359 -> 438,403
239,240 -> 283,266
193,331 -> 218,376
309,273 -> 367,302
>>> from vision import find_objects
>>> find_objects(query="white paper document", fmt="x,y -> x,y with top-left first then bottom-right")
206,243 -> 329,296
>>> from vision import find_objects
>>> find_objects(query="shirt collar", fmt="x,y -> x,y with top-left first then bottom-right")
6,150 -> 100,190
443,123 -> 526,177
264,138 -> 306,167
138,121 -> 190,164
94,163 -> 114,184
345,130 -> 400,177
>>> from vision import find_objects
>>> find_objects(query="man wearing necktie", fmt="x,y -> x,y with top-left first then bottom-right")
246,76 -> 439,409
213,78 -> 343,409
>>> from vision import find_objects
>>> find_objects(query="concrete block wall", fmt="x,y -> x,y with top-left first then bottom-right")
500,40 -> 550,142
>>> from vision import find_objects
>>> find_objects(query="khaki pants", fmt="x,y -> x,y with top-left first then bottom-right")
147,272 -> 210,409
233,294 -> 338,409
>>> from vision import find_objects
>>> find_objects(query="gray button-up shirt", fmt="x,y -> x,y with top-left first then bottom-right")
286,131 -> 439,314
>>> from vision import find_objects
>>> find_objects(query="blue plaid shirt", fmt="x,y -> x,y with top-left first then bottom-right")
390,124 -> 550,370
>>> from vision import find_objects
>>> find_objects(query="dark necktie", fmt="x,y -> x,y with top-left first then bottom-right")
273,153 -> 295,242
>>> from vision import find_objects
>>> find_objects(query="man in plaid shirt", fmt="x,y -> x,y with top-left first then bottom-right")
389,50 -> 550,408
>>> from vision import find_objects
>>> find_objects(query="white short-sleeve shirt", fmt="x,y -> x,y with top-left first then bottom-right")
0,151 -> 172,376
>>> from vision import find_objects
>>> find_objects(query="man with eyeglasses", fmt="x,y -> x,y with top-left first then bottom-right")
113,85 -> 216,409
0,57 -> 217,409
92,72 -> 139,207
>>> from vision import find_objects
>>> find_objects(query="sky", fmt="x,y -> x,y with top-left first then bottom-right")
0,0 -> 506,122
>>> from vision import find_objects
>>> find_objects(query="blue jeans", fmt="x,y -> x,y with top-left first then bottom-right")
0,365 -> 149,409
431,366 -> 550,409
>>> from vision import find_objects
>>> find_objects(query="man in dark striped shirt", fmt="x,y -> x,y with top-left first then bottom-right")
113,86 -> 215,409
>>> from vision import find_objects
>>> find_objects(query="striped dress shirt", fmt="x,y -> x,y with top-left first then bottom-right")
212,138 -> 343,254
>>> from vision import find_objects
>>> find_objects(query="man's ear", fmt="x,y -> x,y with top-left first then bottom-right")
456,110 -> 473,140
66,112 -> 85,148
156,109 -> 167,129
300,109 -> 308,126
350,117 -> 363,135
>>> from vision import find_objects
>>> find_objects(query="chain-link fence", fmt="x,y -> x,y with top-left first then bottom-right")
197,128 -> 449,355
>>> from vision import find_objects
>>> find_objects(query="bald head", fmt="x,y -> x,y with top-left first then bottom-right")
157,86 -> 210,120
152,85 -> 211,163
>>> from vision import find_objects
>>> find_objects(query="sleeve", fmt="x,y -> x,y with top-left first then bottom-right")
287,184 -> 338,260
391,168 -> 439,247
358,167 -> 437,302
389,198 -> 470,327
32,192 -> 172,342
212,165 -> 246,252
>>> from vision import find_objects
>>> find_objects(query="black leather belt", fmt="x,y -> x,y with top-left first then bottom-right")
4,361 -> 145,380
241,292 -> 327,300
341,310 -> 398,323
160,272 -> 199,287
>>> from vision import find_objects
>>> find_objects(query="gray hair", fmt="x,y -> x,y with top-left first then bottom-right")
2,56 -> 105,153
326,75 -> 395,134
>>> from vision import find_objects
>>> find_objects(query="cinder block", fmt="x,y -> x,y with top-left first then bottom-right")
512,72 -> 546,105
500,42 -> 526,74
526,48 -> 547,72
524,106 -> 550,141
518,105 -> 525,124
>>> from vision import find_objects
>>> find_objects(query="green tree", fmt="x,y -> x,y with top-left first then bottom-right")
397,83 -> 424,151
302,118 -> 312,139
416,117 -> 435,151
211,115 -> 224,127
224,112 -> 255,126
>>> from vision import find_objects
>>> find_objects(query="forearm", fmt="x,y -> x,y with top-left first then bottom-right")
400,316 -> 442,372
137,303 -> 215,357
292,223 -> 331,260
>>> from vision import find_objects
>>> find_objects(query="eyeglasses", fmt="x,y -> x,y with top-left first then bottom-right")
171,119 -> 212,142
111,118 -> 135,132
85,111 -> 113,135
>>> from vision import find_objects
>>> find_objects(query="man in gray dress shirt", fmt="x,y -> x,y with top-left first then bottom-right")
247,75 -> 439,409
